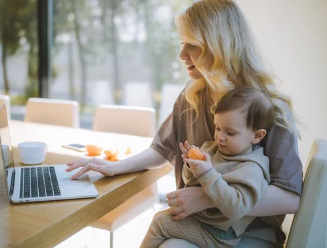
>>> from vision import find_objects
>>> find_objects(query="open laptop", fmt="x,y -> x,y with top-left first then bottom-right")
0,103 -> 98,203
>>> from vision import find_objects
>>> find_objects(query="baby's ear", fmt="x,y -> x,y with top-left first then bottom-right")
252,129 -> 267,144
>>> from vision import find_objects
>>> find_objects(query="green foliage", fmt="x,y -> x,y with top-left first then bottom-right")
0,0 -> 37,95
11,94 -> 28,105
1,0 -> 192,108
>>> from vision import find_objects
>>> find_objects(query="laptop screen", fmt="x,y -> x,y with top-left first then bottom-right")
0,103 -> 15,201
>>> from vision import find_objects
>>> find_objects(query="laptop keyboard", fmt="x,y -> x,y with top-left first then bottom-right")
19,166 -> 61,198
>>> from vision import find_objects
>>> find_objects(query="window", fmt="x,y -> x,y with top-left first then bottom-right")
0,0 -> 191,127
52,0 -> 191,127
0,0 -> 38,113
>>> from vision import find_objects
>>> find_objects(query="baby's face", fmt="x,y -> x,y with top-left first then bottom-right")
214,111 -> 256,156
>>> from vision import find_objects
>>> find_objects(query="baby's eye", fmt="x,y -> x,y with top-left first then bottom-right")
227,132 -> 235,136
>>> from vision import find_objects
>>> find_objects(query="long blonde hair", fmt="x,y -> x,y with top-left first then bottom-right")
176,0 -> 299,136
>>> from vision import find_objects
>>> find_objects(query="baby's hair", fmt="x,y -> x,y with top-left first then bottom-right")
215,86 -> 274,131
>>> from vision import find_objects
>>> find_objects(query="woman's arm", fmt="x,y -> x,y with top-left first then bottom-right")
247,185 -> 300,216
167,184 -> 300,220
66,147 -> 167,179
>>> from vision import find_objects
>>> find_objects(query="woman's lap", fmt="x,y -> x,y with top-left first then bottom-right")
158,237 -> 276,248
158,238 -> 199,248
158,227 -> 279,248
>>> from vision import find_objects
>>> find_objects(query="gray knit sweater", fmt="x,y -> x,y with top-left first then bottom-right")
182,141 -> 270,237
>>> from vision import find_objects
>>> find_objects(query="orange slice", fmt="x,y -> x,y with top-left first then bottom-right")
125,147 -> 132,155
86,145 -> 102,156
104,150 -> 119,161
188,147 -> 205,161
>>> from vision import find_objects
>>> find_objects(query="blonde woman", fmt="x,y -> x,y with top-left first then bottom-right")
66,0 -> 302,247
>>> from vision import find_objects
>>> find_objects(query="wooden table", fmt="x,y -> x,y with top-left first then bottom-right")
0,121 -> 173,248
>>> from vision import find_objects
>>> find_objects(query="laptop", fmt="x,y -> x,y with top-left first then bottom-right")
0,103 -> 98,203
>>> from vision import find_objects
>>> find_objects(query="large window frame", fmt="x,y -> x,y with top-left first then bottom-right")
37,0 -> 53,98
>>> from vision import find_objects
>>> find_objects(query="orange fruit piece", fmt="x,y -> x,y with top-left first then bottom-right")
86,145 -> 102,156
125,147 -> 132,155
104,150 -> 118,157
104,150 -> 119,161
188,147 -> 205,161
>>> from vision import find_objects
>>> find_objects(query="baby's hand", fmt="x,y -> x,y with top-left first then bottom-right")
183,152 -> 213,178
179,140 -> 192,158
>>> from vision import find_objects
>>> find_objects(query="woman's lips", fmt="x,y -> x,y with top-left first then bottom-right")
187,65 -> 195,70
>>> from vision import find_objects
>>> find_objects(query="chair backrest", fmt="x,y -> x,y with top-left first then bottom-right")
123,82 -> 153,108
286,138 -> 327,248
158,83 -> 183,125
24,98 -> 80,128
92,104 -> 156,137
0,95 -> 10,119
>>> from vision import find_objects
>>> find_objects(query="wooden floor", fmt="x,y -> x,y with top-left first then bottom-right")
55,173 -> 176,248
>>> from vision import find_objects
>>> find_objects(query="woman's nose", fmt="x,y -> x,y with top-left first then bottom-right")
179,46 -> 189,61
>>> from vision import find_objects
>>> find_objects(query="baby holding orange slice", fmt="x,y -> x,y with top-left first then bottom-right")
141,86 -> 274,248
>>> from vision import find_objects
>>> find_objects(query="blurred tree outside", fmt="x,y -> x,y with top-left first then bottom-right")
0,0 -> 37,101
0,0 -> 192,115
53,0 -> 191,106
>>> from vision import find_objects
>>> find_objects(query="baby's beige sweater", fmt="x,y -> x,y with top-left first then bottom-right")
182,141 -> 270,237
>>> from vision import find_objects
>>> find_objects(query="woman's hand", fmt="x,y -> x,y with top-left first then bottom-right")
166,187 -> 215,220
66,148 -> 167,180
66,158 -> 118,179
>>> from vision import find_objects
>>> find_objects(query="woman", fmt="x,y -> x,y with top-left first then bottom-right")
66,0 -> 302,247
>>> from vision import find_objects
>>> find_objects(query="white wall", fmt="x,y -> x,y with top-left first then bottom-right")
236,0 -> 327,166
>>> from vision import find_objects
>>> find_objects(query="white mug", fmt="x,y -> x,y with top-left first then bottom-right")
18,141 -> 47,165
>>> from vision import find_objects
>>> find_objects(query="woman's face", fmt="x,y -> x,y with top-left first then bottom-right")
179,42 -> 203,79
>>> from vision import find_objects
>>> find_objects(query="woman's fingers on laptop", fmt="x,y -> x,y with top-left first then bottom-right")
68,158 -> 114,179
67,158 -> 82,165
66,159 -> 89,171
70,164 -> 91,180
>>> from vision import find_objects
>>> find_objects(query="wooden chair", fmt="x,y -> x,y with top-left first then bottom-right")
159,139 -> 327,248
92,104 -> 156,136
91,104 -> 158,248
24,98 -> 79,128
0,95 -> 11,119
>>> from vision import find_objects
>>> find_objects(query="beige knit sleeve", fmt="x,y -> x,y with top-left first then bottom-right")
197,163 -> 269,220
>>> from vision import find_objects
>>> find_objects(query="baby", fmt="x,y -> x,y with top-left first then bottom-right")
140,86 -> 274,248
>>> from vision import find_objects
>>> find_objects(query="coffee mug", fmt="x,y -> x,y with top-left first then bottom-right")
18,141 -> 47,165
